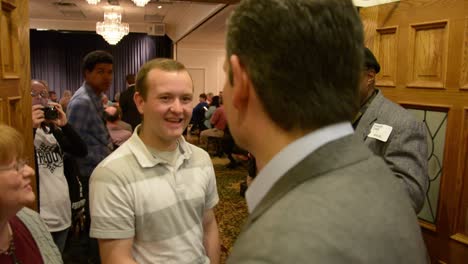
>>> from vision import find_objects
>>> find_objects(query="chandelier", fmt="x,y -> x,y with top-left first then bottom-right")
132,0 -> 151,7
96,6 -> 129,45
86,0 -> 152,7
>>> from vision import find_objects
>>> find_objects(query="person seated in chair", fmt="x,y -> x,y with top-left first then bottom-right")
204,96 -> 221,129
200,102 -> 227,147
222,126 -> 249,169
190,93 -> 209,133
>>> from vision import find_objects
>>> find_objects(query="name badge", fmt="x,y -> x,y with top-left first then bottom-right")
368,123 -> 393,142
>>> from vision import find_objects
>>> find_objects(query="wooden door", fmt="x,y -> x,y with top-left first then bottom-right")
360,0 -> 468,262
0,0 -> 35,209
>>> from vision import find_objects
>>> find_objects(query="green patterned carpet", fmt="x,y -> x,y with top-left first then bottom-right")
212,163 -> 249,263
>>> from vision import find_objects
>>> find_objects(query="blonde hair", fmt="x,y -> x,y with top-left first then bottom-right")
0,124 -> 24,164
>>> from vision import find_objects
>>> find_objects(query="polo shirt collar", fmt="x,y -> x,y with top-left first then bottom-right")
128,125 -> 192,168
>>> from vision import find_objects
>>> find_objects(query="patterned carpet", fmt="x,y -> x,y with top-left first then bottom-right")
188,134 -> 249,262
187,132 -> 249,262
212,162 -> 249,263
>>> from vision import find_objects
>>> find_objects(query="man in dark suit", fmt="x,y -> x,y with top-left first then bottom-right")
223,0 -> 428,263
354,48 -> 428,213
119,74 -> 141,129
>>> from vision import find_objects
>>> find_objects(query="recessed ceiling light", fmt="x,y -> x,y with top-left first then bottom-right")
353,0 -> 400,7
158,5 -> 162,9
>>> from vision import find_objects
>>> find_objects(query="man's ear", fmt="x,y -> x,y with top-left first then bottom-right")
134,91 -> 145,115
229,55 -> 250,111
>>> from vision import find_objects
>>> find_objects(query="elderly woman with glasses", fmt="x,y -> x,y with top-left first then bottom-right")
0,124 -> 63,263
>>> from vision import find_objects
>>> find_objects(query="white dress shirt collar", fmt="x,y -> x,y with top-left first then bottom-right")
245,122 -> 354,213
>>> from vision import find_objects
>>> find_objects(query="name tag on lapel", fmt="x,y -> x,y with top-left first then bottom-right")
368,123 -> 393,142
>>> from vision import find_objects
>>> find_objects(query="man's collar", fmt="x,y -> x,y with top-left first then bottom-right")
128,125 -> 192,168
245,122 -> 354,213
82,82 -> 104,111
83,82 -> 102,99
361,89 -> 378,109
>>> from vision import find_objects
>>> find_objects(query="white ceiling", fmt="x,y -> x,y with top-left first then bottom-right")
177,4 -> 234,49
29,0 -> 232,43
29,1 -> 399,49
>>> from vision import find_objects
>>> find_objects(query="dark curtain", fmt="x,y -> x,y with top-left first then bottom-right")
30,30 -> 173,100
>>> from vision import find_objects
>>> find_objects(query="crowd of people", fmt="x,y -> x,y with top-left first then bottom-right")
0,0 -> 431,263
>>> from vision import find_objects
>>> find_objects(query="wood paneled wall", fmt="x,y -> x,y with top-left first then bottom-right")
0,0 -> 35,209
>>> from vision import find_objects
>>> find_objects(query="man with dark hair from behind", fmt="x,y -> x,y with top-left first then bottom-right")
67,49 -> 114,263
104,105 -> 132,147
223,0 -> 427,263
120,73 -> 142,130
354,47 -> 428,213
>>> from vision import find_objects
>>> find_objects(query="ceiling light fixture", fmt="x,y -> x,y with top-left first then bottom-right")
132,0 -> 151,7
86,0 -> 101,4
353,0 -> 400,7
96,6 -> 129,45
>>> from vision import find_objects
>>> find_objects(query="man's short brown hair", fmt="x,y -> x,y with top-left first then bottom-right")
135,58 -> 191,100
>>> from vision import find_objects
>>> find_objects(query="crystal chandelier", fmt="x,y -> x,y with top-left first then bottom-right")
96,6 -> 129,45
86,0 -> 101,4
132,0 -> 151,7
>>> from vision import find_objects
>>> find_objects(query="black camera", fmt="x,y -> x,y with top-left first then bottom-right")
43,106 -> 59,120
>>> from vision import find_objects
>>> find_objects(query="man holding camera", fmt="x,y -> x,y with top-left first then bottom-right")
31,80 -> 87,253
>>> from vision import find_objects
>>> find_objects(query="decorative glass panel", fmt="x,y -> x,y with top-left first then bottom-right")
406,109 -> 447,223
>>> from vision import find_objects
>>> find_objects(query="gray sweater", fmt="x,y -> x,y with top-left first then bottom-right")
17,208 -> 63,263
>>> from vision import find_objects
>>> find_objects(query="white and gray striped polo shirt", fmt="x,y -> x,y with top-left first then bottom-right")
90,128 -> 219,264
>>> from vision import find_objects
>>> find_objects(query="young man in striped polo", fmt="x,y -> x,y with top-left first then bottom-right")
89,58 -> 220,264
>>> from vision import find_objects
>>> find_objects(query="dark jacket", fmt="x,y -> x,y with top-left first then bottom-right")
119,84 -> 142,130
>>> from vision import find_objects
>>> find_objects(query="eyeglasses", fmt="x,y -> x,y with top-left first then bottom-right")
0,159 -> 29,173
31,91 -> 49,98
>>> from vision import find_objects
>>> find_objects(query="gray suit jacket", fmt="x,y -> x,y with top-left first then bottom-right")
354,90 -> 428,213
227,135 -> 427,263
